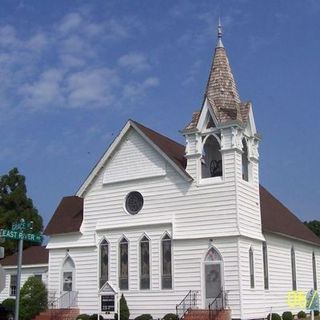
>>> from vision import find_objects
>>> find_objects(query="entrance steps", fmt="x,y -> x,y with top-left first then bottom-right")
183,309 -> 231,320
32,308 -> 80,320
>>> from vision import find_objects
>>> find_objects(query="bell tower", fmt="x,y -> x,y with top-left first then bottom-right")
182,21 -> 262,240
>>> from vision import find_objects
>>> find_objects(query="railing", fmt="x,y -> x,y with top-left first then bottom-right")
208,290 -> 228,320
49,291 -> 78,320
176,290 -> 198,319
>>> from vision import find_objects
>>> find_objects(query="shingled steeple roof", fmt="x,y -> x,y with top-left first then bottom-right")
184,22 -> 250,131
204,21 -> 243,123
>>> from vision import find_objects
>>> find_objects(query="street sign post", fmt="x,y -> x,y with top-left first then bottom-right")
0,218 -> 43,320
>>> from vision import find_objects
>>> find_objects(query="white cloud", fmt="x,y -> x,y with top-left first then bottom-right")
0,11 -> 157,115
19,69 -> 65,110
122,77 -> 159,102
66,68 -> 120,108
118,52 -> 151,73
58,13 -> 83,34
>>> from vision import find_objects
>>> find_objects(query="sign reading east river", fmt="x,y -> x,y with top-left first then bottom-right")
0,228 -> 42,243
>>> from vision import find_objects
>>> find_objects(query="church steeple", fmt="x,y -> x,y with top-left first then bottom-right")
204,20 -> 242,124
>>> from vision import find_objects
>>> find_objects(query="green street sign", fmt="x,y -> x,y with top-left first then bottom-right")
12,220 -> 33,232
0,229 -> 42,243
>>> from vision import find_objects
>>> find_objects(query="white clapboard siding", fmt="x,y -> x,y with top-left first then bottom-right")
49,229 -> 241,319
263,233 -> 320,316
0,266 -> 48,302
238,237 -> 265,319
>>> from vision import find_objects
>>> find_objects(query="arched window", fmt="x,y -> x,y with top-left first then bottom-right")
262,242 -> 269,290
140,235 -> 150,290
119,237 -> 129,290
100,239 -> 109,288
249,247 -> 255,288
312,252 -> 317,290
201,135 -> 222,179
291,247 -> 297,290
161,233 -> 172,289
205,247 -> 222,262
242,138 -> 249,181
62,256 -> 75,292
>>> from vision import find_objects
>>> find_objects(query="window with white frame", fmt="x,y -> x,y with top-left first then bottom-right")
242,138 -> 249,181
100,239 -> 109,288
312,252 -> 317,290
140,236 -> 150,290
119,237 -> 129,290
10,274 -> 17,296
262,242 -> 269,290
249,247 -> 255,288
161,233 -> 172,289
291,246 -> 297,291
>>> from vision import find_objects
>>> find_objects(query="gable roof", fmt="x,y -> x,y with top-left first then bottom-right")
0,246 -> 48,267
45,121 -> 320,246
44,196 -> 83,236
260,186 -> 320,246
76,120 -> 191,197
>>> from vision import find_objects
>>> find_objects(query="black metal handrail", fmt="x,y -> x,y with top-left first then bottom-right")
176,290 -> 198,319
208,290 -> 228,320
49,291 -> 78,320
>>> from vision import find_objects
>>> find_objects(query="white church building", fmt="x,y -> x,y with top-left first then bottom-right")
44,24 -> 320,320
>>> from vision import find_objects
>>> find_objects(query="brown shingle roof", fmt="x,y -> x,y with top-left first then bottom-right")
44,196 -> 83,236
0,246 -> 48,267
204,46 -> 242,124
260,186 -> 320,246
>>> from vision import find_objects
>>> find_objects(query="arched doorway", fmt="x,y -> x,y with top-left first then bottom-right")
60,256 -> 76,308
204,247 -> 223,308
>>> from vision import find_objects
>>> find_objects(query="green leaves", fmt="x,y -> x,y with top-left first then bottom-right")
0,168 -> 43,255
304,220 -> 320,238
19,276 -> 48,320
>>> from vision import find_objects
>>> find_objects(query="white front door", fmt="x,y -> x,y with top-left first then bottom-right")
205,262 -> 222,308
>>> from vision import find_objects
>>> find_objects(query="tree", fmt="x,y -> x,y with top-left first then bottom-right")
0,168 -> 43,255
19,276 -> 48,320
114,294 -> 130,320
304,220 -> 320,238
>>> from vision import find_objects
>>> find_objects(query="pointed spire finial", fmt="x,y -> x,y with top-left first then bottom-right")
217,17 -> 224,48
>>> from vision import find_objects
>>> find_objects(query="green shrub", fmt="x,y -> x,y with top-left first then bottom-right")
282,311 -> 293,320
135,314 -> 153,320
76,314 -> 90,320
162,313 -> 179,320
314,310 -> 319,316
89,314 -> 104,320
267,313 -> 281,320
297,311 -> 306,319
114,294 -> 130,320
2,298 -> 15,312
19,276 -> 48,320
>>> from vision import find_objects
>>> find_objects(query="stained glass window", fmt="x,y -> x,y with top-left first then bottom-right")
263,242 -> 269,290
242,138 -> 249,181
205,248 -> 222,262
126,192 -> 143,215
140,236 -> 150,289
162,234 -> 172,289
100,239 -> 109,288
312,252 -> 317,290
119,237 -> 129,290
249,247 -> 255,288
291,247 -> 297,291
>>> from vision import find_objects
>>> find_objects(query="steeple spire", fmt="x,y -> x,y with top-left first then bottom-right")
203,20 -> 242,123
217,17 -> 224,48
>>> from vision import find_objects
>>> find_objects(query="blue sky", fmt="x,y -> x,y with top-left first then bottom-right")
0,0 -> 319,227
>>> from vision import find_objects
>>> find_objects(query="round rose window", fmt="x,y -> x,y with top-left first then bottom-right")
125,191 -> 144,215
